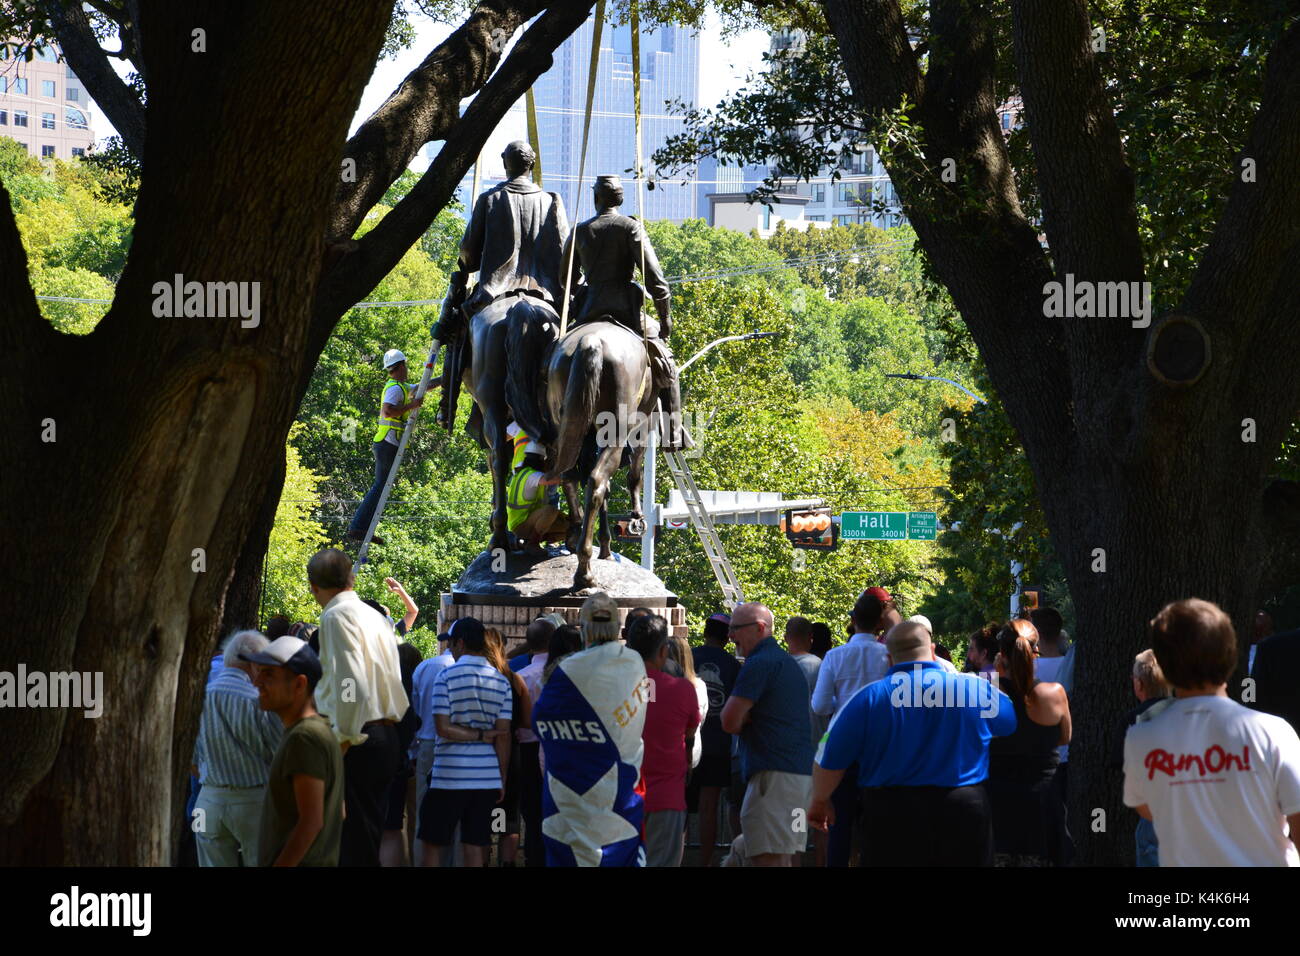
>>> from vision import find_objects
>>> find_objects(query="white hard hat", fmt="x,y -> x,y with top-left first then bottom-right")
383,348 -> 407,369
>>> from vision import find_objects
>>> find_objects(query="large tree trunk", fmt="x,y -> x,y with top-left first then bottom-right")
820,0 -> 1300,863
0,1 -> 397,865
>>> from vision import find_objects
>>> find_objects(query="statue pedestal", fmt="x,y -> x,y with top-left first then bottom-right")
438,548 -> 687,646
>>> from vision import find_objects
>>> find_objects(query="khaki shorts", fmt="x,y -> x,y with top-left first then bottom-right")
516,504 -> 569,541
739,770 -> 811,857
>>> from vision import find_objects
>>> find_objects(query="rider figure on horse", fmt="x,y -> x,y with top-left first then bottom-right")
437,140 -> 568,432
561,174 -> 692,451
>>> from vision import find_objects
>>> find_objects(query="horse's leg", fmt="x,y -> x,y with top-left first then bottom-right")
575,443 -> 622,589
562,479 -> 582,554
624,367 -> 655,535
597,501 -> 612,561
483,394 -> 512,554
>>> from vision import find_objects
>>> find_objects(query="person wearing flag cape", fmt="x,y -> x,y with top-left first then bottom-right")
532,592 -> 649,866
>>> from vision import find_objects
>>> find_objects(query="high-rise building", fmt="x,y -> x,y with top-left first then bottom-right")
532,16 -> 700,223
0,41 -> 95,160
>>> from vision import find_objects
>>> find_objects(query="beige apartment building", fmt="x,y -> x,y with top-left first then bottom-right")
0,42 -> 95,160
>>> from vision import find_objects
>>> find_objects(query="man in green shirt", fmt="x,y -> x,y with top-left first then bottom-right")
244,636 -> 345,867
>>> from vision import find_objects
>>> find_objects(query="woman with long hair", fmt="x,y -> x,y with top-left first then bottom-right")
987,618 -> 1071,866
665,633 -> 707,770
483,627 -> 531,866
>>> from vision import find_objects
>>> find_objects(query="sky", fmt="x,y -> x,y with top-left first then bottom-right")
98,9 -> 773,177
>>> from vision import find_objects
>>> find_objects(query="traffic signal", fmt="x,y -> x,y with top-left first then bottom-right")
782,508 -> 837,550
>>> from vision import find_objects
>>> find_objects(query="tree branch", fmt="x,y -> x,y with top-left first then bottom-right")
49,0 -> 146,156
822,0 -> 1075,498
329,0 -> 562,240
1010,0 -> 1143,284
1183,19 -> 1300,357
320,0 -> 594,315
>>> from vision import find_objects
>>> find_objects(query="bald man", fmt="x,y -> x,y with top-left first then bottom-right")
810,621 -> 1016,867
720,603 -> 813,866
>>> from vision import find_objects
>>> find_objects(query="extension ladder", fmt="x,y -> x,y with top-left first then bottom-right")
661,449 -> 745,610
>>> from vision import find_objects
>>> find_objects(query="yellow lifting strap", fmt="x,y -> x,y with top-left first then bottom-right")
526,87 -> 543,186
631,0 -> 649,343
560,0 -> 606,337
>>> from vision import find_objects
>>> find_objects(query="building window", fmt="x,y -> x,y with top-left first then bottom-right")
41,112 -> 56,130
42,145 -> 55,158
14,78 -> 27,94
65,108 -> 87,129
42,80 -> 56,98
71,147 -> 85,158
66,87 -> 79,102
14,111 -> 28,128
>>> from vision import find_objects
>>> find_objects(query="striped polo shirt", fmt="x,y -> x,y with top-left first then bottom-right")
429,655 -> 512,790
194,667 -> 283,788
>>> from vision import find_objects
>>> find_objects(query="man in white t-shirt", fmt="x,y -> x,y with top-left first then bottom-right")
1123,598 -> 1300,867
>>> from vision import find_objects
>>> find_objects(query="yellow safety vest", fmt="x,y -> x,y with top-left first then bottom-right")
510,430 -> 531,470
506,466 -> 546,533
372,378 -> 412,443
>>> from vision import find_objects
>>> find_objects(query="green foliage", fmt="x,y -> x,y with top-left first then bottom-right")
263,426 -> 333,624
1,138 -> 134,333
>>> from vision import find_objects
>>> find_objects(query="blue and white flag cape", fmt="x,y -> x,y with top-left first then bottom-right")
534,640 -> 648,867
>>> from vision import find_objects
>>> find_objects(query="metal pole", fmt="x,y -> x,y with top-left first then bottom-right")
641,427 -> 657,571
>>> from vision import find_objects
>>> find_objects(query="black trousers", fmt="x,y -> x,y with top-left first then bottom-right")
860,783 -> 994,867
827,763 -> 860,867
519,741 -> 546,867
340,722 -> 400,867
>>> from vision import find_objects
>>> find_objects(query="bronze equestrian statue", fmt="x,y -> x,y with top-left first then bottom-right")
437,140 -> 567,553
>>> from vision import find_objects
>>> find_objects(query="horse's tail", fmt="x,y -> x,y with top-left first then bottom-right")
504,298 -> 558,446
549,332 -> 601,476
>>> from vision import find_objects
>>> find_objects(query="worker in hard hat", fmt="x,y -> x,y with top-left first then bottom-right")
507,441 -> 569,557
347,348 -> 440,547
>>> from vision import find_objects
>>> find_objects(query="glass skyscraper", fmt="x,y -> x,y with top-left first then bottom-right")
532,16 -> 700,224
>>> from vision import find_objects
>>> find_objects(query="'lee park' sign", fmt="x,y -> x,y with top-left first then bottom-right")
840,511 -> 938,541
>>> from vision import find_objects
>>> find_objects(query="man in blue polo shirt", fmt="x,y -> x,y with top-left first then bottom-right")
809,620 -> 1016,866
721,602 -> 813,866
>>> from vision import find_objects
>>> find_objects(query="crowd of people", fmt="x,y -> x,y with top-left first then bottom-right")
187,547 -> 1300,867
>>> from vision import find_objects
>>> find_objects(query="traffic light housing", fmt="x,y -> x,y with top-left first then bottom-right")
782,508 -> 837,550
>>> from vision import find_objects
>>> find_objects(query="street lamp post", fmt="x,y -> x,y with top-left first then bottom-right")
884,372 -> 988,405
640,331 -> 779,571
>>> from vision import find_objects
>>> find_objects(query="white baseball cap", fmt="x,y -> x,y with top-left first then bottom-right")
383,348 -> 407,368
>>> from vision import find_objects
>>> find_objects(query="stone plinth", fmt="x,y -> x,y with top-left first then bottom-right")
439,548 -> 687,645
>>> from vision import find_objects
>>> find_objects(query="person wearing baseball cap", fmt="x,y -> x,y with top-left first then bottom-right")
245,637 -> 344,866
346,347 -> 440,547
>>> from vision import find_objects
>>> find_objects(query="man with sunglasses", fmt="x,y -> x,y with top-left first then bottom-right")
720,603 -> 813,866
